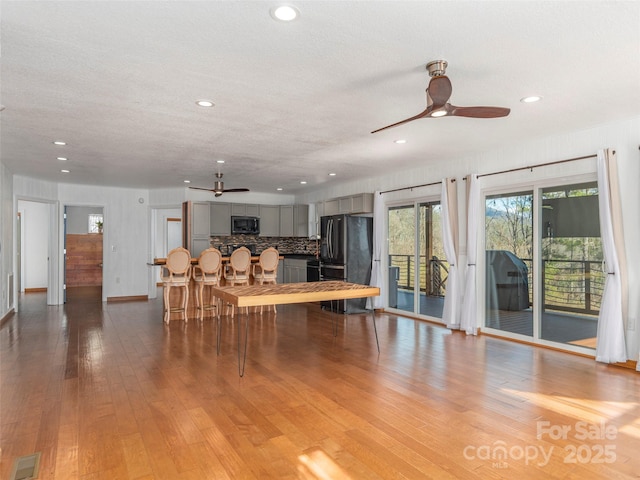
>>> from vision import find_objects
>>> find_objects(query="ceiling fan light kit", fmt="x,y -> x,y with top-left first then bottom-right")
371,60 -> 510,133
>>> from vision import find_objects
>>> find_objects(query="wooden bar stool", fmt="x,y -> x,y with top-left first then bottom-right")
192,248 -> 223,319
252,248 -> 279,314
160,247 -> 192,323
223,247 -> 251,316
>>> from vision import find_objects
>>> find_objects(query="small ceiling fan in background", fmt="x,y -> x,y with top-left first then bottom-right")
189,172 -> 250,197
372,60 -> 510,133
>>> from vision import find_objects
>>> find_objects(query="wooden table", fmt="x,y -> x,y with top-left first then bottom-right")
210,281 -> 380,376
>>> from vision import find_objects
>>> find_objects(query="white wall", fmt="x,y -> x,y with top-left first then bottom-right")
1,162 -> 14,316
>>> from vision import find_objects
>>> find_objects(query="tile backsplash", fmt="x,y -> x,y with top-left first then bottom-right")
210,235 -> 319,256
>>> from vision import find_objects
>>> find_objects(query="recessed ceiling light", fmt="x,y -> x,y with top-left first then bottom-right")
277,187 -> 283,191
328,173 -> 336,176
394,139 -> 407,144
520,95 -> 542,103
270,5 -> 299,21
300,181 -> 307,184
61,169 -> 70,173
57,157 -> 67,161
183,180 -> 191,183
216,160 -> 225,164
53,141 -> 66,146
196,100 -> 214,107
431,110 -> 447,117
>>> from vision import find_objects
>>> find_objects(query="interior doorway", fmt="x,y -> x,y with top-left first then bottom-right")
167,217 -> 182,251
64,205 -> 104,303
17,200 -> 50,295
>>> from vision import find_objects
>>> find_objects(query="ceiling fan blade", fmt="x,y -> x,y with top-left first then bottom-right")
449,105 -> 510,118
188,186 -> 216,192
427,75 -> 452,108
222,188 -> 250,193
371,107 -> 431,133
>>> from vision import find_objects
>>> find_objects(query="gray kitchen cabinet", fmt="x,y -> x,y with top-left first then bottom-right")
321,193 -> 374,216
323,198 -> 339,216
350,193 -> 374,214
259,205 -> 280,237
210,202 -> 231,236
283,258 -> 307,283
279,205 -> 294,237
191,201 -> 211,257
231,203 -> 260,216
293,204 -> 309,237
277,262 -> 284,284
192,201 -> 210,236
191,238 -> 211,258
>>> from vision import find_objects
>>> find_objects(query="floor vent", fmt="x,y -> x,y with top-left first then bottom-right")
9,452 -> 40,480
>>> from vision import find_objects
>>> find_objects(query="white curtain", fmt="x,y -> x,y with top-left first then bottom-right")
367,191 -> 386,309
460,174 -> 480,335
595,149 -> 627,363
441,179 -> 460,329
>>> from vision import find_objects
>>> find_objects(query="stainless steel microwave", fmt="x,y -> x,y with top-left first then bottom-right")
231,216 -> 260,235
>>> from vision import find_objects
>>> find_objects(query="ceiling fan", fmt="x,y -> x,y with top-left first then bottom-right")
371,60 -> 510,133
189,172 -> 250,197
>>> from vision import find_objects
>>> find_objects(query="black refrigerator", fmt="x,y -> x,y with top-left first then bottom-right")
320,215 -> 373,313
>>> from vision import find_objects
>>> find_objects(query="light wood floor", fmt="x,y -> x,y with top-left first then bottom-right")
1,290 -> 639,479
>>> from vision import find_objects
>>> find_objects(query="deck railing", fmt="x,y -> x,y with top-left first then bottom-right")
389,255 -> 449,297
388,254 -> 604,315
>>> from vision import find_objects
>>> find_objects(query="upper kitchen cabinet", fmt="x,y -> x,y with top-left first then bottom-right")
186,201 -> 211,257
279,205 -> 294,237
192,202 -> 211,237
210,202 -> 231,236
350,193 -> 374,213
293,204 -> 309,237
231,203 -> 260,217
321,193 -> 373,216
323,198 -> 339,216
259,205 -> 280,237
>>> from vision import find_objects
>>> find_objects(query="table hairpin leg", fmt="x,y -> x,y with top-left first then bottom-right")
370,307 -> 380,353
215,297 -> 222,355
238,309 -> 249,377
330,300 -> 340,337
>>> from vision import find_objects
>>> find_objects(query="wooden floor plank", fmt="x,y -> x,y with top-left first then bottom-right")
1,291 -> 639,479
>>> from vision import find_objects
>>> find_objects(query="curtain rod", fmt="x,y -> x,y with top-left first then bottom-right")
464,153 -> 600,180
380,178 -> 455,195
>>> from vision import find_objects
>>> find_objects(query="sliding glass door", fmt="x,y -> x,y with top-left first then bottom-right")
483,180 -> 601,351
485,191 -> 534,335
388,201 -> 445,319
540,182 -> 601,348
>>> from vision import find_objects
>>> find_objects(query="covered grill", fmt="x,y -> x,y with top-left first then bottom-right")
486,250 -> 529,311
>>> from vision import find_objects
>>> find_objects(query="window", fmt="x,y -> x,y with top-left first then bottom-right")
89,214 -> 103,233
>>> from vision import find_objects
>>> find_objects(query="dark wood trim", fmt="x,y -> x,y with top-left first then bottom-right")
24,287 -> 47,293
106,295 -> 148,303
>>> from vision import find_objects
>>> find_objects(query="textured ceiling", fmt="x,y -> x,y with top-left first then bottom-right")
2,1 -> 639,196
